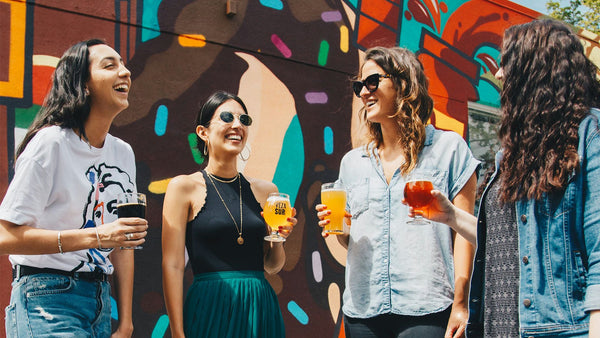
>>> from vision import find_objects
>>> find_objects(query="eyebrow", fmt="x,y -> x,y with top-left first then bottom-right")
99,56 -> 124,64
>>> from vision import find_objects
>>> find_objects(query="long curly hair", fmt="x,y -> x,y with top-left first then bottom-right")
498,19 -> 600,202
359,46 -> 434,176
16,39 -> 106,158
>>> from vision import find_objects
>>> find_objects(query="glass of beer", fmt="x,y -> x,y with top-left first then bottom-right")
117,192 -> 146,249
321,182 -> 347,235
263,192 -> 291,242
404,177 -> 434,225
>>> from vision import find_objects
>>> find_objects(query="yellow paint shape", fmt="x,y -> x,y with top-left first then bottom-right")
339,25 -> 349,53
178,34 -> 207,47
148,178 -> 172,195
328,283 -> 341,324
0,0 -> 26,98
32,55 -> 60,68
234,52 -> 297,181
433,108 -> 464,136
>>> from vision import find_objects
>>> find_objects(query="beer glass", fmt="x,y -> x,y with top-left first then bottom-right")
263,192 -> 291,242
117,192 -> 146,249
403,177 -> 433,225
321,182 -> 347,235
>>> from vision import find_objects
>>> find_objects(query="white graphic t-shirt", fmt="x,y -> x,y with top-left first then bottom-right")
0,126 -> 137,274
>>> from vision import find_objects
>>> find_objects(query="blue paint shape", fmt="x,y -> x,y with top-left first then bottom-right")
272,116 -> 304,207
287,301 -> 309,325
324,126 -> 333,155
142,0 -> 163,42
260,0 -> 283,10
155,105 -> 168,136
111,297 -> 118,320
151,314 -> 170,338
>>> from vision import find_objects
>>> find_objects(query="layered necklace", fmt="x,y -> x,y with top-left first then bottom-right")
206,171 -> 244,245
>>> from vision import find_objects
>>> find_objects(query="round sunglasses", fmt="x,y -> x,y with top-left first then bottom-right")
352,73 -> 392,97
219,111 -> 252,126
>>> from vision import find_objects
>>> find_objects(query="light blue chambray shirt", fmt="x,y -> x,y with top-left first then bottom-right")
338,124 -> 480,318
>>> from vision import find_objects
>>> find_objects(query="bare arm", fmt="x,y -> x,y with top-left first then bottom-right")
445,173 -> 477,338
162,176 -> 196,338
110,248 -> 135,338
0,218 -> 147,256
590,310 -> 600,337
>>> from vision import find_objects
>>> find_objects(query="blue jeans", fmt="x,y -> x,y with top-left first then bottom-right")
5,274 -> 111,337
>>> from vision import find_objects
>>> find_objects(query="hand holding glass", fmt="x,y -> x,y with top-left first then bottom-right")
263,193 -> 291,242
404,179 -> 434,225
321,183 -> 347,235
117,192 -> 146,249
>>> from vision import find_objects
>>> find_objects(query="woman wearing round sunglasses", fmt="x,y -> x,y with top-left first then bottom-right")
316,46 -> 479,337
162,91 -> 296,338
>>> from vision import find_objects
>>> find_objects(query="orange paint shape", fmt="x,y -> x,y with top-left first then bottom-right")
361,0 -> 398,29
32,66 -> 54,105
178,34 -> 207,47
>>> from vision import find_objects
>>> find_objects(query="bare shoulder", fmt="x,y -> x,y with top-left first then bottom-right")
246,176 -> 277,206
166,172 -> 206,196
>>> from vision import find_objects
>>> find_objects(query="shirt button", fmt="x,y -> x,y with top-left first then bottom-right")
520,214 -> 527,223
523,299 -> 532,307
522,256 -> 529,264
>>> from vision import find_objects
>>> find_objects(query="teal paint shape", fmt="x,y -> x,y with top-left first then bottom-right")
15,105 -> 40,129
318,40 -> 330,66
260,0 -> 283,10
187,133 -> 204,165
272,116 -> 304,207
111,297 -> 118,320
324,126 -> 333,154
287,300 -> 309,325
155,105 -> 168,136
142,0 -> 163,42
151,314 -> 170,338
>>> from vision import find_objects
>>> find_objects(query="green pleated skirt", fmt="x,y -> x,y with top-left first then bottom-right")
183,270 -> 285,338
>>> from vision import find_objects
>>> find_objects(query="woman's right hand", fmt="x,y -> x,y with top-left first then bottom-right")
97,218 -> 148,249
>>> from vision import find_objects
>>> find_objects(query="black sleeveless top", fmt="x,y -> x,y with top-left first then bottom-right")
186,171 -> 267,274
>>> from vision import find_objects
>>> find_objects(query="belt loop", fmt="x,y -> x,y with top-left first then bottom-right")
15,265 -> 21,280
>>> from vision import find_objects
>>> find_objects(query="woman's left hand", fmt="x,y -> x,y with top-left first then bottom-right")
278,207 -> 297,239
444,303 -> 467,338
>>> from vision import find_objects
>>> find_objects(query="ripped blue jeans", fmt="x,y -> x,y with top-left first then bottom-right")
5,274 -> 111,337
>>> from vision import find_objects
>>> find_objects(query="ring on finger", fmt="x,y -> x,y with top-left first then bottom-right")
125,233 -> 132,240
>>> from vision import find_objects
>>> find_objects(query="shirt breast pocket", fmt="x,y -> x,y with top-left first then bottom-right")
408,169 -> 448,195
347,178 -> 369,219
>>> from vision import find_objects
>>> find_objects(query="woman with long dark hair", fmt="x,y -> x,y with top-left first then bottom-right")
317,46 -> 480,337
162,91 -> 296,337
410,19 -> 600,336
0,39 -> 147,337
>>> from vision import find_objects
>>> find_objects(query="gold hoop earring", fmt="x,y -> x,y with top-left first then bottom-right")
239,145 -> 250,161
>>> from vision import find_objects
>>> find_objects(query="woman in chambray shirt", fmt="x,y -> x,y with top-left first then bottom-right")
317,46 -> 479,337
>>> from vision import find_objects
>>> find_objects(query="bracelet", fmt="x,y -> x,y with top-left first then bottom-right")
57,231 -> 64,254
95,227 -> 102,249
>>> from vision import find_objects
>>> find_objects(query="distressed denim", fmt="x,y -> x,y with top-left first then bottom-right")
468,108 -> 600,337
338,125 -> 480,318
5,274 -> 111,337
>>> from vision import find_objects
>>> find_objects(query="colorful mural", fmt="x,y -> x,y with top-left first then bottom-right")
1,0 -> 599,337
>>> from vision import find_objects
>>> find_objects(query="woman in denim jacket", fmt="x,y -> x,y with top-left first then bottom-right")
413,20 -> 600,337
316,46 -> 479,337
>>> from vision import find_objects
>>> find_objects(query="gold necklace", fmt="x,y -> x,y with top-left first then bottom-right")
206,171 -> 244,245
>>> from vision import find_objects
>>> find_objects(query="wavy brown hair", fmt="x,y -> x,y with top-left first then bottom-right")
498,19 -> 600,202
359,46 -> 434,175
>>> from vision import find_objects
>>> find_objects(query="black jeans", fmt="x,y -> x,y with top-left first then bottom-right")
344,306 -> 452,338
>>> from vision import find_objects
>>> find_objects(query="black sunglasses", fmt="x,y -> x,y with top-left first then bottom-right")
219,111 -> 252,126
352,73 -> 392,97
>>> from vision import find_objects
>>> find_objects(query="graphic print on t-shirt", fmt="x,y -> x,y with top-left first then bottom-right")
77,163 -> 134,272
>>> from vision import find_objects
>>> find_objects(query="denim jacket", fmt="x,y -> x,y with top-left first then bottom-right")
338,125 -> 480,318
467,108 -> 600,337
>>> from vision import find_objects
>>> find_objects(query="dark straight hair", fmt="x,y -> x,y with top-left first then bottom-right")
195,91 -> 249,162
16,39 -> 106,158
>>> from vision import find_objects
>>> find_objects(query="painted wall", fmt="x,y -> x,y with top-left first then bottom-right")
1,0 -> 599,337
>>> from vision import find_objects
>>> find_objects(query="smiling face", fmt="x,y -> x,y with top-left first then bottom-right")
197,99 -> 250,159
86,44 -> 131,116
358,60 -> 397,125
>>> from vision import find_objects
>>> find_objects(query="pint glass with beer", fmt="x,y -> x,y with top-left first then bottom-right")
403,178 -> 433,225
321,182 -> 347,235
263,192 -> 291,242
117,192 -> 147,249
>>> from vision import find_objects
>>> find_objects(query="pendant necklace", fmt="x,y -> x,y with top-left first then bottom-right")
206,171 -> 244,245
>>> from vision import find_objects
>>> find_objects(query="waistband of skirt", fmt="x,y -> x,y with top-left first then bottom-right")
193,270 -> 265,282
